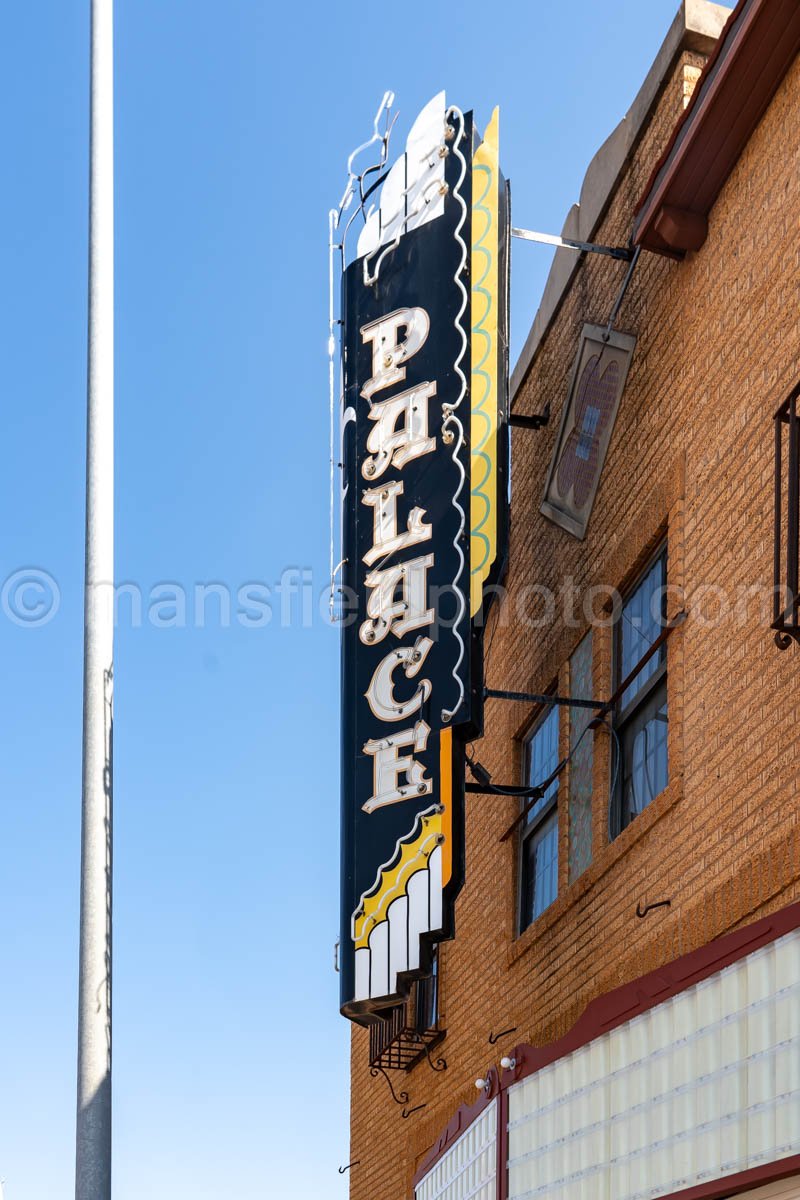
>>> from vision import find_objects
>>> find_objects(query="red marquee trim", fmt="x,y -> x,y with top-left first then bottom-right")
412,1068 -> 501,1186
502,901 -> 800,1089
413,900 -> 800,1191
656,1154 -> 800,1200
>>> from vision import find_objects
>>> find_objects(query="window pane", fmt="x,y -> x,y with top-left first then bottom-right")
525,705 -> 559,825
521,812 -> 558,928
415,951 -> 438,1031
621,691 -> 668,824
619,552 -> 666,710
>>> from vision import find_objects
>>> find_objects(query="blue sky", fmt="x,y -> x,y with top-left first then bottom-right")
0,2 -> 708,1196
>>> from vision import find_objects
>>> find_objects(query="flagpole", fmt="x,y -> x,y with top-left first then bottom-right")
76,1 -> 114,1197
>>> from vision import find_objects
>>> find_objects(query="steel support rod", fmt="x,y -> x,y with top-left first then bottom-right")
76,2 -> 114,1198
511,226 -> 633,262
603,244 -> 642,336
484,687 -> 605,710
508,409 -> 550,431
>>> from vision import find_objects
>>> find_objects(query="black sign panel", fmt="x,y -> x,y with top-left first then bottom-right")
335,99 -> 509,1022
339,116 -> 475,1020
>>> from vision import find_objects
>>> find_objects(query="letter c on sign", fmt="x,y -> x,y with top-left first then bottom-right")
364,636 -> 433,722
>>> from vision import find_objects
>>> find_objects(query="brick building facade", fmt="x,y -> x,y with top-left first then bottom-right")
346,3 -> 800,1197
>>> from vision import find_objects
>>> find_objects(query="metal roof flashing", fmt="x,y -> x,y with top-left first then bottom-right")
510,0 -> 731,401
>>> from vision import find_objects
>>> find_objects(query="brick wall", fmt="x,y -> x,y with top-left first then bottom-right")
348,43 -> 800,1200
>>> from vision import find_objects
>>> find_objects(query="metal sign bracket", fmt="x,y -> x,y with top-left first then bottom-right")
509,405 -> 550,430
511,226 -> 634,262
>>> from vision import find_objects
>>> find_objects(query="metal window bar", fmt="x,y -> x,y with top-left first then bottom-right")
368,974 -> 444,1071
773,383 -> 800,648
497,613 -> 686,842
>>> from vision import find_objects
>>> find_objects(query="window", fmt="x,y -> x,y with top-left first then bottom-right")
773,383 -> 800,648
415,948 -> 439,1032
520,705 -> 560,931
611,547 -> 668,835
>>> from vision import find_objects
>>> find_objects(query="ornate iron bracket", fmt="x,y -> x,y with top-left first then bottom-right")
402,1103 -> 427,1119
370,1064 -> 409,1107
636,898 -> 671,919
489,1026 -> 518,1045
417,1037 -> 447,1073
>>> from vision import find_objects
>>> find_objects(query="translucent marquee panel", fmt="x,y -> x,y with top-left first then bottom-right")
568,632 -> 594,881
416,1100 -> 496,1200
507,929 -> 800,1200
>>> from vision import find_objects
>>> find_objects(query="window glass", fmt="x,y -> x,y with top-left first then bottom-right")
622,696 -> 668,819
521,811 -> 558,924
612,545 -> 669,835
525,705 -> 559,823
415,949 -> 438,1031
619,552 -> 666,711
520,706 -> 560,930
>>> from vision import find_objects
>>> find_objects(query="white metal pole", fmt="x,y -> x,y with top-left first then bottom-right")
76,2 -> 114,1198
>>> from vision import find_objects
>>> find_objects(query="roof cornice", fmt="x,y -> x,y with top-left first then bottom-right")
634,0 -> 800,256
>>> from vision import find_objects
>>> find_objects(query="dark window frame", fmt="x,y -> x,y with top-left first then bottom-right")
414,947 -> 439,1033
610,544 -> 669,838
773,384 -> 800,648
518,701 -> 560,933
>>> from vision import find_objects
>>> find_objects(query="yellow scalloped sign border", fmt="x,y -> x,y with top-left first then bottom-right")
353,807 -> 442,950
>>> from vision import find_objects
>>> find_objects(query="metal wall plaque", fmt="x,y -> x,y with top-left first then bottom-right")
332,96 -> 509,1021
541,324 -> 636,540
